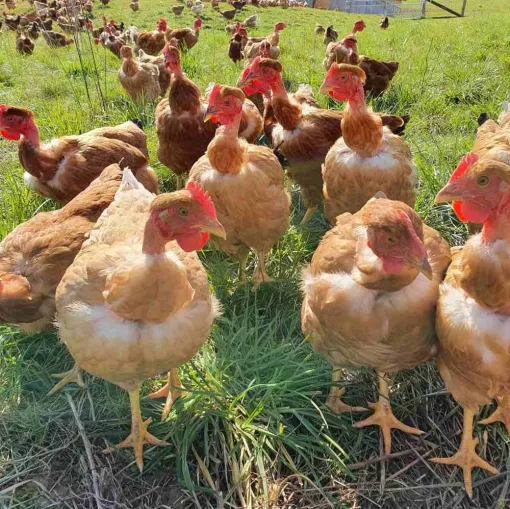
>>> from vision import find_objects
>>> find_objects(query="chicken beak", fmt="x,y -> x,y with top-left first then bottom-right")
319,79 -> 332,95
435,183 -> 461,204
204,106 -> 217,123
237,71 -> 254,89
419,258 -> 433,280
201,218 -> 227,239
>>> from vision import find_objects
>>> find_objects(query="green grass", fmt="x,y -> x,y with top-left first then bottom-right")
1,0 -> 510,508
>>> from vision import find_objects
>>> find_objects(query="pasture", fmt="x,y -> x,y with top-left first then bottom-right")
1,0 -> 510,507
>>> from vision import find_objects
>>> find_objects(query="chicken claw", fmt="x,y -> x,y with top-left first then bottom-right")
47,363 -> 85,395
432,408 -> 498,498
300,206 -> 317,225
479,396 -> 510,435
326,386 -> 367,414
353,372 -> 423,455
252,251 -> 274,285
147,368 -> 184,421
104,389 -> 169,472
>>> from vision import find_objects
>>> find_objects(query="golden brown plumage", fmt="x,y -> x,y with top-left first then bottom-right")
359,56 -> 399,97
239,58 -> 408,224
156,44 -> 262,188
302,196 -> 450,454
188,85 -> 290,282
432,152 -> 510,496
136,49 -> 171,96
118,45 -> 161,103
132,20 -> 168,56
16,30 -> 34,55
0,106 -> 158,203
55,170 -> 224,471
320,64 -> 415,224
165,17 -> 202,50
0,165 -> 129,333
41,29 -> 73,47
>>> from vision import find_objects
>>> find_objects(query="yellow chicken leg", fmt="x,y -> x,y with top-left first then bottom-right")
104,388 -> 169,472
326,369 -> 367,414
300,206 -> 317,225
252,251 -> 274,284
47,362 -> 85,395
147,368 -> 184,421
432,408 -> 498,498
354,372 -> 424,455
479,397 -> 510,435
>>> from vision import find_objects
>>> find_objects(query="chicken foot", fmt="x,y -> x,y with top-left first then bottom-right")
431,407 -> 498,498
104,387 -> 169,472
147,368 -> 185,421
300,206 -> 318,226
354,372 -> 423,455
47,362 -> 85,396
252,251 -> 274,284
480,396 -> 510,435
326,369 -> 367,414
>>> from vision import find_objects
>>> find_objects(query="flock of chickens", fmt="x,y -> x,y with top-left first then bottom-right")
2,0 -> 510,499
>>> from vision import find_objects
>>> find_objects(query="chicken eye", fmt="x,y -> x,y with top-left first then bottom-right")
178,208 -> 189,217
477,176 -> 489,187
387,236 -> 395,244
224,99 -> 230,105
340,75 -> 347,81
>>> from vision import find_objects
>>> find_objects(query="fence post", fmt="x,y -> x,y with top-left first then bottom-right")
461,0 -> 467,16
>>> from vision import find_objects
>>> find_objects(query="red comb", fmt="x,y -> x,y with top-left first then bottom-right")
0,104 -> 6,114
450,152 -> 479,182
208,83 -> 221,105
187,182 -> 217,218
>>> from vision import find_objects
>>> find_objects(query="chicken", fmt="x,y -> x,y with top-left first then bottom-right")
119,45 -> 161,104
233,1 -> 245,9
323,25 -> 337,45
323,20 -> 365,70
130,0 -> 139,11
302,195 -> 451,455
359,57 -> 399,97
315,24 -> 324,35
3,12 -> 21,30
16,31 -> 35,55
243,14 -> 257,28
188,85 -> 290,282
95,31 -> 124,58
220,8 -> 236,20
156,43 -> 262,189
238,58 -> 407,224
431,152 -> 510,496
172,5 -> 184,16
28,21 -> 40,39
228,28 -> 247,64
165,16 -> 202,50
99,0 -> 110,5
319,64 -> 415,223
42,29 -> 73,47
243,35 -> 280,64
54,169 -> 225,471
380,16 -> 389,29
191,0 -> 204,16
225,20 -> 242,36
137,49 -> 171,96
246,21 -> 285,47
132,18 -> 168,56
0,106 -> 158,203
0,165 -> 135,334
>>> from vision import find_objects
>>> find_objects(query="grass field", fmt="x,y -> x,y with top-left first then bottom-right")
1,0 -> 510,508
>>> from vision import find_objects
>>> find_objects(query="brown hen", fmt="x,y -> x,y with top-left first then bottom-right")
302,196 -> 450,455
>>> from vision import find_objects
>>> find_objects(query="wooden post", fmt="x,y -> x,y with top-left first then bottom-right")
461,0 -> 467,16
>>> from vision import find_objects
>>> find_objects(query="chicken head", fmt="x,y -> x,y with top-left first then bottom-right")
157,18 -> 168,32
0,105 -> 37,142
194,16 -> 202,30
163,42 -> 181,74
435,153 -> 510,226
274,21 -> 286,32
320,63 -> 366,102
119,44 -> 132,59
363,204 -> 432,278
353,19 -> 366,33
145,181 -> 226,254
204,84 -> 245,125
238,57 -> 282,95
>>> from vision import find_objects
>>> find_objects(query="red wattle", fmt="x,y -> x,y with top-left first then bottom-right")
382,258 -> 404,275
459,201 -> 491,224
0,130 -> 21,141
176,231 -> 210,252
452,201 -> 467,222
